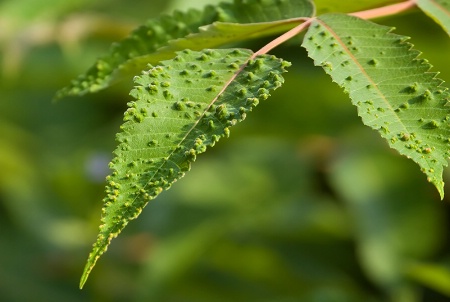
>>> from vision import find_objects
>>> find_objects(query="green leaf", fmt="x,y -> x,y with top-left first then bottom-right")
216,0 -> 314,23
80,48 -> 290,288
56,0 -> 313,99
416,0 -> 450,36
115,19 -> 307,80
55,8 -> 216,99
302,14 -> 450,198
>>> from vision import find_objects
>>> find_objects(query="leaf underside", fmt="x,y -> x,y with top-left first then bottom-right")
302,13 -> 450,197
416,0 -> 450,36
80,48 -> 290,288
56,0 -> 313,99
116,19 -> 306,77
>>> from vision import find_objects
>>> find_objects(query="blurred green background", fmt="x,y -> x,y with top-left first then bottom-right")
1,0 -> 450,301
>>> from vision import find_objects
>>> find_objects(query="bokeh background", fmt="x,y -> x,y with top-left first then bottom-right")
1,0 -> 450,301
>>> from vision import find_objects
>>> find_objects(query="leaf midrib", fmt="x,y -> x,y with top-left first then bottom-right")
121,54 -> 253,217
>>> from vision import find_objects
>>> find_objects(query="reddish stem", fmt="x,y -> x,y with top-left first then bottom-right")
253,18 -> 313,58
255,0 -> 418,56
350,0 -> 417,19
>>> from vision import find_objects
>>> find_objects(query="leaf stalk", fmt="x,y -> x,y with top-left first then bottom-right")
254,0 -> 419,57
350,0 -> 417,19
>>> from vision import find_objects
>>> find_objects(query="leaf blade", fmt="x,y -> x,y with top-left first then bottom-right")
416,0 -> 450,36
56,0 -> 313,99
115,19 -> 307,78
302,14 -> 450,197
80,48 -> 290,288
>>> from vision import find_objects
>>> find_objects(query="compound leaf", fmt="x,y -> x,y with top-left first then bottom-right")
302,14 -> 450,197
56,0 -> 312,99
416,0 -> 450,36
80,48 -> 290,288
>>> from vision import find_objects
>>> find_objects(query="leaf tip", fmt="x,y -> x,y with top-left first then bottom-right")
79,234 -> 109,289
436,180 -> 445,200
79,275 -> 87,290
79,255 -> 96,289
79,260 -> 92,289
426,173 -> 445,200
